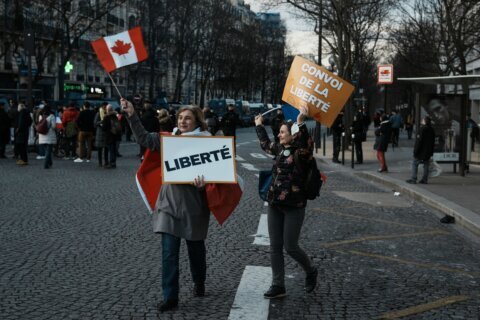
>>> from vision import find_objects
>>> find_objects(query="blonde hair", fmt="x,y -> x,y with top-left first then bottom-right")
157,109 -> 170,124
99,107 -> 105,120
177,105 -> 208,131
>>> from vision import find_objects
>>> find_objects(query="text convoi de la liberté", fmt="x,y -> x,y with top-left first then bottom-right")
289,63 -> 345,113
165,145 -> 232,172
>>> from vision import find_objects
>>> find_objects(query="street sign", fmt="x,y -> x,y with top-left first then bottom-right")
19,67 -> 37,76
377,64 -> 394,84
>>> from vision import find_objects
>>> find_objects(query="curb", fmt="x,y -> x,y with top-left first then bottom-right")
355,171 -> 480,237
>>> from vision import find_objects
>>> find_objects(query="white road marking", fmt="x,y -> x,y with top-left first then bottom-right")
254,173 -> 259,178
236,155 -> 245,161
253,214 -> 270,246
250,153 -> 268,159
228,266 -> 272,320
241,163 -> 259,171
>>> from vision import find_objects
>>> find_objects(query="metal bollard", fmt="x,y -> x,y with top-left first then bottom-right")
323,132 -> 326,156
341,132 -> 345,165
351,133 -> 355,169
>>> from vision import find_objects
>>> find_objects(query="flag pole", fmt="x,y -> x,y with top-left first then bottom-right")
261,106 -> 282,117
107,72 -> 123,99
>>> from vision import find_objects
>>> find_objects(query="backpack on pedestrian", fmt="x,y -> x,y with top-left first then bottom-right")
294,152 -> 323,200
110,117 -> 122,135
35,117 -> 49,135
64,122 -> 78,138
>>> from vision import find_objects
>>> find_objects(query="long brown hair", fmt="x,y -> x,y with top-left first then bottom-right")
177,105 -> 208,131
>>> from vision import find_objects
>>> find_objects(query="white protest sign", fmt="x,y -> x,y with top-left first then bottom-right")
161,136 -> 237,184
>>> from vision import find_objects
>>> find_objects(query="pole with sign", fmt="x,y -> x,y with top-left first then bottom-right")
377,64 -> 394,114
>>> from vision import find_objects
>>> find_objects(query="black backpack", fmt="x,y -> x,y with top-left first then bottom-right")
294,152 -> 322,200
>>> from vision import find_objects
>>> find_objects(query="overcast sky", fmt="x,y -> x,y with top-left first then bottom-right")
244,0 -> 318,56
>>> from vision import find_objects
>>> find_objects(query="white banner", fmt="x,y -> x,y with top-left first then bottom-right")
161,136 -> 237,184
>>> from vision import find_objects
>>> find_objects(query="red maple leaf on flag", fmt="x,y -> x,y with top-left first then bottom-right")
111,40 -> 132,56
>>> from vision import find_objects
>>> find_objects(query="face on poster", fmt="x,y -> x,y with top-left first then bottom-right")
161,136 -> 237,184
282,56 -> 355,127
421,95 -> 462,154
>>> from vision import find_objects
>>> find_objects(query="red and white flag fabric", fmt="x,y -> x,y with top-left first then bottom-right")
135,135 -> 244,226
91,26 -> 148,73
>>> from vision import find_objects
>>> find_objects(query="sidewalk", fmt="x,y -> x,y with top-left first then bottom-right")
315,128 -> 480,237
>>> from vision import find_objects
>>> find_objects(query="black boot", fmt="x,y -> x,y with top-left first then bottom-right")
158,299 -> 178,312
305,268 -> 318,293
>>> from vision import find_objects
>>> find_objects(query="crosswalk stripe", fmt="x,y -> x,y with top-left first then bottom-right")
228,266 -> 271,320
253,214 -> 270,246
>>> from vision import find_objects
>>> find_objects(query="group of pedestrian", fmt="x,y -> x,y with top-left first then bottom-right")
119,98 -> 318,313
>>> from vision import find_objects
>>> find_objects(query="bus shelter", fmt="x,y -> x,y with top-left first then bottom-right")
398,75 -> 480,176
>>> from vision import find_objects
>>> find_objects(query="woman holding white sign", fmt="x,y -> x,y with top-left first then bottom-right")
121,98 -> 210,312
254,105 -> 318,299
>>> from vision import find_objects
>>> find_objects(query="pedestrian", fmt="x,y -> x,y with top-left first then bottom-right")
61,103 -> 79,159
157,108 -> 174,132
374,114 -> 392,172
406,116 -> 436,184
0,102 -> 10,158
139,103 -> 160,157
254,105 -> 318,299
221,104 -> 240,138
405,113 -> 414,140
74,102 -> 96,163
467,113 -> 479,152
389,111 -> 403,146
121,98 -> 211,312
15,103 -> 32,165
351,108 -> 364,164
94,103 -> 109,168
202,106 -> 219,135
38,105 -> 57,169
102,104 -> 121,169
331,111 -> 344,163
270,109 -> 285,143
8,100 -> 19,158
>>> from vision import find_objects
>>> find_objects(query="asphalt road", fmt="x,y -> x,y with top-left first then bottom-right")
0,125 -> 479,319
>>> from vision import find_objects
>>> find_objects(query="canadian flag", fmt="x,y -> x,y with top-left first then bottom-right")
136,134 -> 244,226
91,27 -> 148,73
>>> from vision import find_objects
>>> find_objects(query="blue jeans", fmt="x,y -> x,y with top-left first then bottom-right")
411,158 -> 429,182
161,233 -> 206,301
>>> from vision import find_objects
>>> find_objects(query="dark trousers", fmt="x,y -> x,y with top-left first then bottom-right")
354,139 -> 363,163
107,143 -> 116,165
161,233 -> 206,301
43,144 -> 53,168
98,147 -> 109,166
268,205 -> 314,287
332,133 -> 341,160
0,141 -> 5,157
65,136 -> 77,158
392,128 -> 400,145
16,142 -> 28,162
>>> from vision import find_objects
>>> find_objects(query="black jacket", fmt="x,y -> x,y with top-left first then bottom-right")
331,114 -> 344,135
76,109 -> 96,132
256,123 -> 312,208
141,109 -> 160,133
0,109 -> 10,144
221,111 -> 240,136
414,123 -> 435,161
374,120 -> 391,152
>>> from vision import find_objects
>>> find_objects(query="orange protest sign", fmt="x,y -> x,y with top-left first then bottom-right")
282,56 -> 355,128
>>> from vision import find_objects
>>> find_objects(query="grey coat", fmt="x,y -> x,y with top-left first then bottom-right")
127,113 -> 210,241
94,112 -> 107,148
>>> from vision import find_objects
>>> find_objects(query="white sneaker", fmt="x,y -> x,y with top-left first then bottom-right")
74,158 -> 84,163
36,156 -> 45,160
